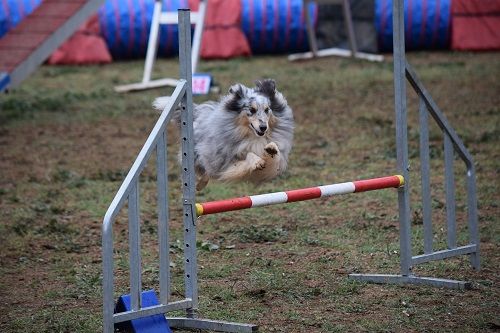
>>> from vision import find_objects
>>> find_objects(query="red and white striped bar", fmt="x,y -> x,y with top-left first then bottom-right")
195,175 -> 404,216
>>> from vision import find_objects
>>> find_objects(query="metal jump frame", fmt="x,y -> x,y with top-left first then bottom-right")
288,0 -> 384,62
103,10 -> 257,333
114,0 -> 207,93
349,0 -> 480,288
102,2 -> 480,332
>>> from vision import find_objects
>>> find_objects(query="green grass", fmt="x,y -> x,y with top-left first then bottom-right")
0,52 -> 499,332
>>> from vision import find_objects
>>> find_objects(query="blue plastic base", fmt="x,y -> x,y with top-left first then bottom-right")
115,290 -> 172,333
0,72 -> 10,92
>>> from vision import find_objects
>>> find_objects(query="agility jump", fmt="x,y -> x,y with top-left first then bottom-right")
103,2 -> 480,332
195,175 -> 404,216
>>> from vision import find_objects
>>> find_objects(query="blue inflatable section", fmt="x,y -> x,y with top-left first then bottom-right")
241,0 -> 317,54
98,0 -> 189,59
0,0 -> 42,39
375,0 -> 451,51
98,0 -> 317,58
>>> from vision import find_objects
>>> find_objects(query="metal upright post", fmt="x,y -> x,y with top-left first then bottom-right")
128,182 -> 142,310
392,0 -> 412,277
157,130 -> 171,304
419,98 -> 433,254
304,0 -> 319,57
444,134 -> 457,248
142,0 -> 162,84
178,9 -> 198,317
190,0 -> 207,74
466,164 -> 480,270
102,221 -> 114,333
342,0 -> 358,57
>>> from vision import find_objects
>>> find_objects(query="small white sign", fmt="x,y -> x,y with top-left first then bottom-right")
192,74 -> 212,95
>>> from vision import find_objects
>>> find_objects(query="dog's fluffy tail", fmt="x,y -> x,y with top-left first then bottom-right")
152,97 -> 172,113
153,97 -> 182,123
153,97 -> 205,124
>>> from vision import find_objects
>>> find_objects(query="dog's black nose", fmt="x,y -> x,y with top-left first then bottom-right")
259,125 -> 267,132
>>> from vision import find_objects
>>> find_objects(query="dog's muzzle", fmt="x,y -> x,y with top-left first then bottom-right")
252,124 -> 267,136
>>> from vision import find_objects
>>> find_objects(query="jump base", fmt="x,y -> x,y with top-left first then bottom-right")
167,318 -> 258,332
288,47 -> 384,62
349,273 -> 472,290
115,290 -> 173,333
114,78 -> 180,93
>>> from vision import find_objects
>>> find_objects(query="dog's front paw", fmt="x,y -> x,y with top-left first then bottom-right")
247,152 -> 266,170
264,142 -> 279,158
254,158 -> 266,170
249,154 -> 266,170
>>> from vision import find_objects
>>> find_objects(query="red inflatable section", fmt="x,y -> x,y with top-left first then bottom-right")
48,14 -> 112,65
190,0 -> 251,59
48,2 -> 249,64
451,0 -> 500,51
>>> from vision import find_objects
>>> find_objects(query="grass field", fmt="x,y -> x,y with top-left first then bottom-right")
0,52 -> 499,332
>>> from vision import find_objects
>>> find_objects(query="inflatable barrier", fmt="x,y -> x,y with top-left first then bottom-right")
1,0 -> 454,59
98,0 -> 190,59
376,0 -> 451,51
0,0 -> 42,39
97,0 -> 317,58
96,0 -> 452,56
241,0 -> 317,54
451,0 -> 500,51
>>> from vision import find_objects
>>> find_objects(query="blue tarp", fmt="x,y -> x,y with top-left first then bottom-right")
375,0 -> 451,51
0,0 -> 42,39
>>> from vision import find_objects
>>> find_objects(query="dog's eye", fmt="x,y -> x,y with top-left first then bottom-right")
250,107 -> 257,114
265,107 -> 270,113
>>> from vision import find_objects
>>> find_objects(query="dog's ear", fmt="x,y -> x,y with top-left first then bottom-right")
228,84 -> 247,99
226,84 -> 247,112
256,79 -> 288,114
255,79 -> 276,98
